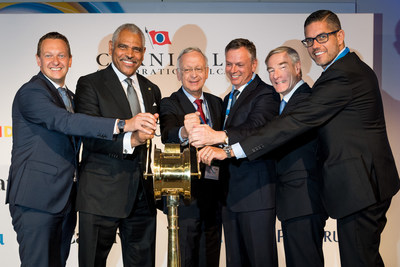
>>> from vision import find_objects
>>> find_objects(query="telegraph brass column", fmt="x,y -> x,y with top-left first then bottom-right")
167,194 -> 180,266
144,142 -> 200,267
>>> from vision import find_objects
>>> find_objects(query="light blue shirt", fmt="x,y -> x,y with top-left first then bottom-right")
232,79 -> 305,159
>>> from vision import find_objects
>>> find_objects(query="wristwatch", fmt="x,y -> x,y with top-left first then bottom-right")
224,130 -> 229,145
118,119 -> 126,133
223,145 -> 232,158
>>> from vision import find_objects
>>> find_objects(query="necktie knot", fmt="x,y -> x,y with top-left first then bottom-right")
194,99 -> 206,124
125,77 -> 133,87
279,99 -> 287,115
57,87 -> 74,113
231,89 -> 240,107
194,99 -> 203,107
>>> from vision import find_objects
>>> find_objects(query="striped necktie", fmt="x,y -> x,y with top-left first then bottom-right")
125,78 -> 141,116
57,87 -> 74,113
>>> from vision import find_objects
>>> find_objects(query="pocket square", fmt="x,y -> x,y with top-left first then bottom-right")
152,102 -> 157,106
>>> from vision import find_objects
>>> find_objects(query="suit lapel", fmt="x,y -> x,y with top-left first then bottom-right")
282,83 -> 311,115
225,74 -> 260,127
38,72 -> 66,109
176,88 -> 197,114
204,93 -> 220,130
138,74 -> 158,114
102,66 -> 132,117
38,72 -> 80,153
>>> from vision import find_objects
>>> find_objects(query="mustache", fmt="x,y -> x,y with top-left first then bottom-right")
120,57 -> 138,63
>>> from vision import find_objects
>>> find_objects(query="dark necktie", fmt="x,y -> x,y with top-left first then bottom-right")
58,87 -> 78,182
279,99 -> 287,115
231,89 -> 240,108
57,87 -> 74,113
194,99 -> 206,124
125,78 -> 141,116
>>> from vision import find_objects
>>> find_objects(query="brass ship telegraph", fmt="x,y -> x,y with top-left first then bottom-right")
143,139 -> 201,267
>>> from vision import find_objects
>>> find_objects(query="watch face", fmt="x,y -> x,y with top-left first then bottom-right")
118,120 -> 125,132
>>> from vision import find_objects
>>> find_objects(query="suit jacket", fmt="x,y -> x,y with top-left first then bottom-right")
75,65 -> 161,218
6,72 -> 115,214
223,74 -> 280,212
242,53 -> 400,219
274,83 -> 324,221
159,87 -> 223,202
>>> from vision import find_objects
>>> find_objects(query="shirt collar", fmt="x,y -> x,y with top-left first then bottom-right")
111,63 -> 139,86
42,72 -> 66,89
282,80 -> 304,103
181,86 -> 204,103
234,73 -> 256,95
323,47 -> 350,71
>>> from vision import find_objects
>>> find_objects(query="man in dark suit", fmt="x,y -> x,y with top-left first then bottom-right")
160,47 -> 223,267
75,24 -> 161,267
6,32 -> 155,267
199,10 -> 400,267
266,46 -> 327,267
190,39 -> 280,267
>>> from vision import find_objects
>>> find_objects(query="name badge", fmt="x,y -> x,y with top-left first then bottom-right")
204,165 -> 219,180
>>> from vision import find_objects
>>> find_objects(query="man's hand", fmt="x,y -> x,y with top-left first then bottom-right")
181,112 -> 201,139
125,113 -> 159,134
189,125 -> 226,148
197,146 -> 228,165
130,130 -> 155,147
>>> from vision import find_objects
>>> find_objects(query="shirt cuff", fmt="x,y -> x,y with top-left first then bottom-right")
178,126 -> 189,145
123,132 -> 135,154
113,119 -> 119,134
231,142 -> 246,159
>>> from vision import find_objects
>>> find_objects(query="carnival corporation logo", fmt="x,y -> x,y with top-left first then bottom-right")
145,27 -> 172,48
96,27 -> 225,76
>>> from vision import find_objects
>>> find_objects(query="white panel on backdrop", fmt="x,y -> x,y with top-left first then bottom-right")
0,13 -> 382,267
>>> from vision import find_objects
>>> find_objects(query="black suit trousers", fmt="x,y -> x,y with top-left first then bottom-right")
222,207 -> 277,267
281,212 -> 327,267
337,198 -> 391,267
78,187 -> 156,267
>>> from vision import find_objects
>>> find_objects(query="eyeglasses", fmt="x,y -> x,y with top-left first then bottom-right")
179,67 -> 206,74
301,30 -> 340,47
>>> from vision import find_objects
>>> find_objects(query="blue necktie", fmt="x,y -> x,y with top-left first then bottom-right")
57,87 -> 74,113
279,99 -> 286,115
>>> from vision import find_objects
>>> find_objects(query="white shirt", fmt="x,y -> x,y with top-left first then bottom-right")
111,63 -> 146,154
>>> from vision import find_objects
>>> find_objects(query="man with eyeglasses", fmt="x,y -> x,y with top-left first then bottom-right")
189,38 -> 280,267
159,47 -> 223,267
198,10 -> 400,266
